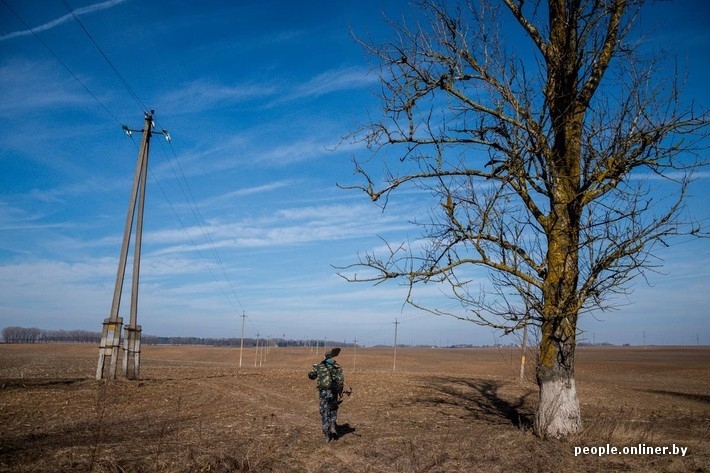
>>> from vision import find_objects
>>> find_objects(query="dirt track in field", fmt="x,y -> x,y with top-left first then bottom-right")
0,344 -> 708,472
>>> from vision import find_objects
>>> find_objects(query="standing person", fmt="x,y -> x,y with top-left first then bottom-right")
308,347 -> 345,442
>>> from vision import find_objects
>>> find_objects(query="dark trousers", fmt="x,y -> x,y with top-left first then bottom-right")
318,389 -> 338,435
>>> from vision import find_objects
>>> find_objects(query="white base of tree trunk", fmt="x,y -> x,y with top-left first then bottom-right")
536,377 -> 582,438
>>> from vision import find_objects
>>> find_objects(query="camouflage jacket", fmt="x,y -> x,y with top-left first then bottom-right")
308,359 -> 344,393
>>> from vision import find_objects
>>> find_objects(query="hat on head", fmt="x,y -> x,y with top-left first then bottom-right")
325,347 -> 341,359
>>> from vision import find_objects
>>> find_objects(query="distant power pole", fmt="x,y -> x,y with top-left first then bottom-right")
519,315 -> 529,383
254,332 -> 260,367
393,318 -> 399,372
239,312 -> 246,367
96,111 -> 168,380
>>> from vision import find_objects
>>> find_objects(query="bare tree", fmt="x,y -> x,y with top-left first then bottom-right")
340,0 -> 708,438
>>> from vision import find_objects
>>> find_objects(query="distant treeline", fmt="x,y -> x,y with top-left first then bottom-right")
0,326 -> 352,348
1,326 -> 98,344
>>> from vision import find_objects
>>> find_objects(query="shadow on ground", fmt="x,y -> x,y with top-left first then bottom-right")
641,389 -> 710,404
419,377 -> 536,429
335,422 -> 357,439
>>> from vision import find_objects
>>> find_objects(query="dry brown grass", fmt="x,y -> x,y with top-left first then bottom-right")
0,344 -> 708,472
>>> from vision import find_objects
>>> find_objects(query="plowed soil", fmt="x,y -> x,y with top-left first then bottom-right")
0,344 -> 708,472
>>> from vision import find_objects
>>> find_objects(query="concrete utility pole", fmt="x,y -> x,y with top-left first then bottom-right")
239,312 -> 246,368
519,315 -> 529,383
96,111 -> 168,380
254,332 -> 260,367
393,318 -> 399,372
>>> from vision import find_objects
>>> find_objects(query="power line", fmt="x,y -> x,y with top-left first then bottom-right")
1,0 -> 123,126
63,0 -> 249,313
171,141 -> 245,310
5,0 -> 247,319
147,163 -> 244,312
124,133 -> 246,315
60,0 -> 148,113
156,138 -> 246,313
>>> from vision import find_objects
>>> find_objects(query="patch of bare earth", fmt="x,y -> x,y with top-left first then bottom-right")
0,344 -> 708,472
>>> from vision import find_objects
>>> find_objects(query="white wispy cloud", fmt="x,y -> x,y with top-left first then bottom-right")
197,180 -> 295,208
0,0 -> 127,42
256,139 -> 333,165
152,122 -> 348,180
159,79 -> 276,113
143,200 -> 406,256
0,60 -> 92,116
274,66 -> 378,104
160,65 -> 376,116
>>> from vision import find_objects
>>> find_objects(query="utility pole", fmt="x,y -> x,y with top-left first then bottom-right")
519,314 -> 529,383
96,111 -> 168,380
393,318 -> 399,372
254,332 -> 260,367
239,312 -> 246,368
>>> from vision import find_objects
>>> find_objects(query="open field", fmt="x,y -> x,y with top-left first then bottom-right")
0,344 -> 708,472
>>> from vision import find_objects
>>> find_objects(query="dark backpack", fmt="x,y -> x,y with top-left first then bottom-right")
308,360 -> 344,392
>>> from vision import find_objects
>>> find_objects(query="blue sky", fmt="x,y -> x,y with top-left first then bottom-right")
0,0 -> 708,347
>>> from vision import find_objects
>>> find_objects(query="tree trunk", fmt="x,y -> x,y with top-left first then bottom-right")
537,373 -> 581,438
535,174 -> 584,436
536,316 -> 581,437
534,0 -> 586,435
535,188 -> 584,437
